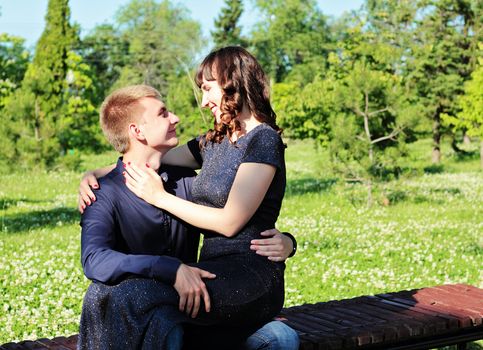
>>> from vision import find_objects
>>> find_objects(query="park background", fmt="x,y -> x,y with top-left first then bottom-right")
0,0 -> 481,347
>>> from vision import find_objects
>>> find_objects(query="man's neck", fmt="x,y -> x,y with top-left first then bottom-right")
122,148 -> 165,172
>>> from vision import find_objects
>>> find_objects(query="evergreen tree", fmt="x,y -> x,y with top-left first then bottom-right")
211,0 -> 246,48
9,0 -> 77,167
408,0 -> 480,163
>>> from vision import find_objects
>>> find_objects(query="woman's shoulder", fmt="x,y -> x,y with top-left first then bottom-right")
247,123 -> 282,145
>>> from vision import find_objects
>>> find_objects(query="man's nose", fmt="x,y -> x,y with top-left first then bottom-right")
169,112 -> 180,124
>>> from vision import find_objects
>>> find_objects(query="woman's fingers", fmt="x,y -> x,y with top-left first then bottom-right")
267,256 -> 284,262
124,164 -> 143,182
124,177 -> 142,198
78,197 -> 86,214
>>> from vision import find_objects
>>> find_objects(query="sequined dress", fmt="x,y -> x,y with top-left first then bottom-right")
187,122 -> 287,327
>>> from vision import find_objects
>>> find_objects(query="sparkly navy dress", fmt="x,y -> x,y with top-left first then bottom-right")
187,123 -> 286,327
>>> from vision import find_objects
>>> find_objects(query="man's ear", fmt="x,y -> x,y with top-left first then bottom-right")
128,123 -> 146,141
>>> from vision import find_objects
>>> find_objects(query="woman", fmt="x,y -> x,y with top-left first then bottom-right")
80,46 -> 290,348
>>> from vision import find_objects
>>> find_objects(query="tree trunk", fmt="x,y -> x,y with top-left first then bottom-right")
463,132 -> 471,145
366,179 -> 373,207
432,110 -> 441,163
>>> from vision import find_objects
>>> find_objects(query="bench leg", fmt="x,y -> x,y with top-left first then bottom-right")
456,342 -> 467,350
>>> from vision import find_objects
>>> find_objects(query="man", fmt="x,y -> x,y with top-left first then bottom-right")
79,85 -> 299,349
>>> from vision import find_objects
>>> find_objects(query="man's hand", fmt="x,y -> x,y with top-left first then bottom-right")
250,229 -> 294,262
174,264 -> 216,318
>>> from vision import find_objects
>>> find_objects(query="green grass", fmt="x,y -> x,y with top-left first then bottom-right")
0,138 -> 482,348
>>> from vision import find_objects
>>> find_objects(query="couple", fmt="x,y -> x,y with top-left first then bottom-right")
78,46 -> 299,349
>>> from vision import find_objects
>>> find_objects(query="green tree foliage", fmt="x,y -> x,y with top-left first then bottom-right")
78,24 -> 128,105
327,58 -> 413,205
100,0 -> 208,139
407,0 -> 480,163
58,51 -> 106,153
272,3 -> 420,205
1,0 -> 77,168
251,0 -> 331,83
212,0 -> 246,48
26,0 -> 77,167
0,34 -> 29,96
443,60 -> 483,166
0,0 -> 102,169
113,0 -> 204,95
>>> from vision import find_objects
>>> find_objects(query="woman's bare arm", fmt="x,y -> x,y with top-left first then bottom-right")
125,162 -> 276,237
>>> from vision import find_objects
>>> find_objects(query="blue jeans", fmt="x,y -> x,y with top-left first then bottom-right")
166,320 -> 299,350
244,321 -> 299,350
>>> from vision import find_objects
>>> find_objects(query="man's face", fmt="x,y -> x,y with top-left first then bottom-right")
137,97 -> 179,150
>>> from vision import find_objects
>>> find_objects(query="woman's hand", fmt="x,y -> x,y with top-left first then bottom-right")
78,171 -> 99,214
124,163 -> 168,207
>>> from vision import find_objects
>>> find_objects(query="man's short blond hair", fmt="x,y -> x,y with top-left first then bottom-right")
100,85 -> 161,153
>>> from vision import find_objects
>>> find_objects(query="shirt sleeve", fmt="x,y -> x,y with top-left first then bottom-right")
187,136 -> 203,166
241,127 -> 284,170
80,188 -> 181,285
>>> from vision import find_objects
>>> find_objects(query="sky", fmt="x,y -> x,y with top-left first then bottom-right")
0,0 -> 364,50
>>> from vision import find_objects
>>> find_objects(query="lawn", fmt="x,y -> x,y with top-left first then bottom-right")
0,138 -> 482,347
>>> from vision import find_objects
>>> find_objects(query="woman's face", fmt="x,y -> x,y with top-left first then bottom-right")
201,76 -> 223,124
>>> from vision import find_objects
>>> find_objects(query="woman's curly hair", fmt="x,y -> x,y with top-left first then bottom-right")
195,46 -> 281,145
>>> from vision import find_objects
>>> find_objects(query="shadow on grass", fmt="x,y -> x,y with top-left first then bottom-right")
384,187 -> 461,205
0,207 -> 79,234
423,164 -> 445,174
0,198 -> 52,211
286,177 -> 337,197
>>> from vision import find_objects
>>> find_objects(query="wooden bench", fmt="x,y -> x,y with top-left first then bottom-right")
2,284 -> 482,350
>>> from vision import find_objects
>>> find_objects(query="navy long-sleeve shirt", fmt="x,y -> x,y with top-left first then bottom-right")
80,158 -> 200,286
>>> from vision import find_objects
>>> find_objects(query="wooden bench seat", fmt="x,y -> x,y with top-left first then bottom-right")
2,284 -> 482,350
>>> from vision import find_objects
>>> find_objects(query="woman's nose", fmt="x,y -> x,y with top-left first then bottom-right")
201,92 -> 209,107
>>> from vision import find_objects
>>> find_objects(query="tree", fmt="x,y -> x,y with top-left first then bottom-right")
443,61 -> 483,167
251,0 -> 331,83
211,0 -> 246,47
272,7 -> 418,205
1,0 -> 103,169
113,0 -> 204,96
331,59 -> 413,206
78,24 -> 128,105
12,0 -> 77,167
0,34 -> 29,89
59,51 -> 106,153
0,34 -> 30,110
407,0 -> 480,163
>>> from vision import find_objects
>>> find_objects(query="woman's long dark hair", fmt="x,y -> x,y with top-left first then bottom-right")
195,46 -> 281,144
